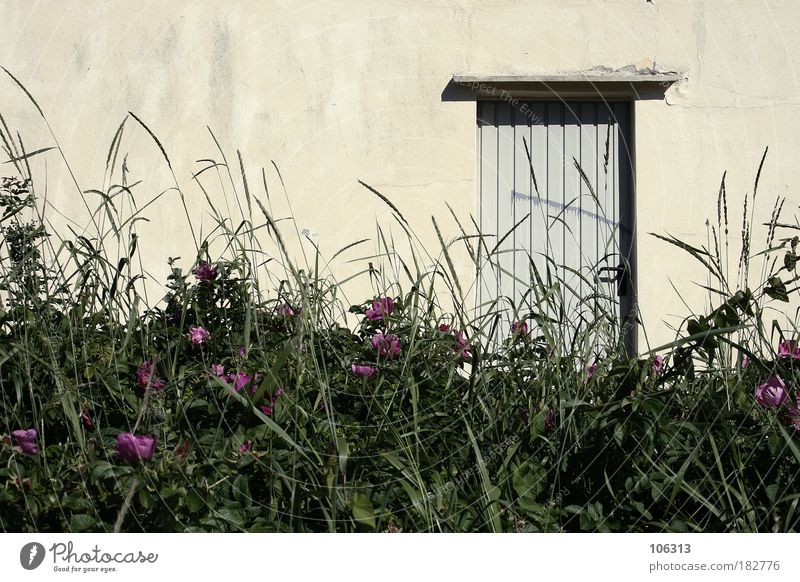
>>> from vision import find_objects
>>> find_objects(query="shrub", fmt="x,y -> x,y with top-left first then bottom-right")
1,86 -> 799,532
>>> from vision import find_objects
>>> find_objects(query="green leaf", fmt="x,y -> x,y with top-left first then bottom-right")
765,276 -> 789,301
185,490 -> 205,514
69,514 -> 97,532
351,491 -> 376,529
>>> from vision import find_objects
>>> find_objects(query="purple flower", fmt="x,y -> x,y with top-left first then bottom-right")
258,387 -> 284,417
741,355 -> 751,369
11,428 -> 38,455
545,408 -> 556,433
227,371 -> 255,393
277,303 -> 297,317
586,361 -> 599,381
239,441 -> 253,453
352,363 -> 378,379
778,340 -> 800,359
193,260 -> 218,282
187,326 -> 210,345
238,346 -> 247,358
439,324 -> 471,358
136,360 -> 165,392
756,375 -> 788,409
366,297 -> 395,321
371,332 -> 401,359
453,330 -> 472,359
115,432 -> 156,462
211,364 -> 226,378
511,320 -> 529,337
651,355 -> 665,376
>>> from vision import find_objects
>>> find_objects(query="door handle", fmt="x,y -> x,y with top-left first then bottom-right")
597,264 -> 628,296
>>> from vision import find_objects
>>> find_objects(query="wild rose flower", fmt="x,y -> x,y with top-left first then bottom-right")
352,363 -> 378,379
453,330 -> 472,358
545,408 -> 556,433
115,433 -> 156,462
187,326 -> 210,345
440,324 -> 471,358
371,332 -> 401,359
651,355 -> 665,376
366,297 -> 395,321
756,375 -> 788,408
136,360 -> 165,392
193,260 -> 218,282
228,372 -> 253,392
259,387 -> 284,417
586,361 -> 599,381
239,441 -> 253,453
80,412 -> 93,429
277,303 -> 297,317
511,320 -> 529,337
11,428 -> 38,455
778,340 -> 800,359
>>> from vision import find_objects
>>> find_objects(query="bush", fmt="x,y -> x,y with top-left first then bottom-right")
1,94 -> 799,532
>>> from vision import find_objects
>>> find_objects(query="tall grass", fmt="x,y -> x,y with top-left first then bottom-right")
1,75 -> 800,532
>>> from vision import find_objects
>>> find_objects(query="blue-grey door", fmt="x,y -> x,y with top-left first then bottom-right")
477,101 -> 635,350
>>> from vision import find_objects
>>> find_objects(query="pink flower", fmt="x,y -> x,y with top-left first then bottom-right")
11,428 -> 38,455
778,340 -> 800,359
366,296 -> 395,321
651,355 -> 665,376
193,260 -> 218,282
211,364 -> 226,378
227,371 -> 255,393
756,375 -> 788,409
239,441 -> 253,453
136,360 -> 165,392
371,332 -> 401,359
277,303 -> 297,317
352,363 -> 378,379
115,432 -> 156,462
586,361 -> 599,381
258,388 -> 284,417
440,324 -> 472,358
238,346 -> 247,358
453,330 -> 472,359
80,412 -> 93,429
187,326 -> 210,345
741,355 -> 751,369
511,320 -> 529,337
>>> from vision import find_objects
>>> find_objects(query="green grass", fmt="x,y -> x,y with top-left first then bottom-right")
1,75 -> 800,532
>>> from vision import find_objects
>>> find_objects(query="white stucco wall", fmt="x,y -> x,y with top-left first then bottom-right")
0,0 -> 798,348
